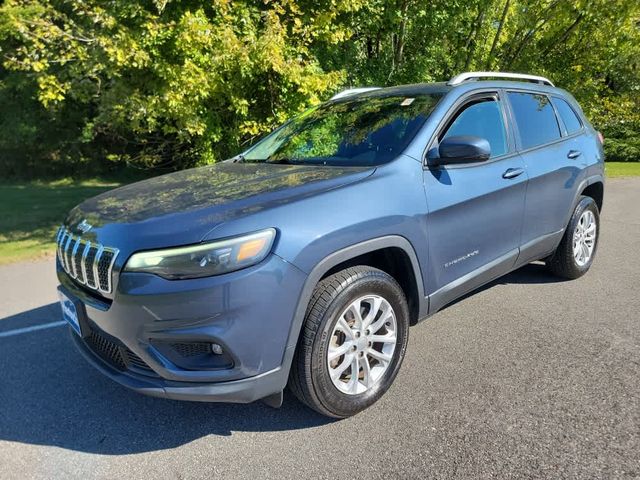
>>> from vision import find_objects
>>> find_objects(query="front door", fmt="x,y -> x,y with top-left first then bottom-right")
423,91 -> 527,312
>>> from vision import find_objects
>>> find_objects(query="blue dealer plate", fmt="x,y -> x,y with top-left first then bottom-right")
59,290 -> 81,336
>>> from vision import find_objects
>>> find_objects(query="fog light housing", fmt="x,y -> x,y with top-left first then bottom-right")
150,341 -> 233,370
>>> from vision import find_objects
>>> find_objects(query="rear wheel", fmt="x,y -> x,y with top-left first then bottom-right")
547,196 -> 600,279
288,266 -> 409,418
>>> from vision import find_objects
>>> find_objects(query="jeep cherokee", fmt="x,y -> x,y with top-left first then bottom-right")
56,72 -> 604,418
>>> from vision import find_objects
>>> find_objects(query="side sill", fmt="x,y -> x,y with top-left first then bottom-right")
427,248 -> 519,315
514,230 -> 564,268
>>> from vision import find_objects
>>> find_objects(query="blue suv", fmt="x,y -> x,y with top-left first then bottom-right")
56,72 -> 604,418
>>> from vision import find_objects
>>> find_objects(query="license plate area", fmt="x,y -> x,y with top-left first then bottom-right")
58,289 -> 86,337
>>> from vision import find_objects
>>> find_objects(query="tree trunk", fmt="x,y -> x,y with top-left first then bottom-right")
486,0 -> 511,69
505,0 -> 561,68
389,0 -> 411,79
542,13 -> 584,56
464,9 -> 487,71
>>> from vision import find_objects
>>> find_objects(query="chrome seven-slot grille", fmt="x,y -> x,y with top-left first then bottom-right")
56,226 -> 119,294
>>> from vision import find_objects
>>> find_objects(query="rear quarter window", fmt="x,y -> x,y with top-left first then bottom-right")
507,92 -> 561,150
553,97 -> 583,134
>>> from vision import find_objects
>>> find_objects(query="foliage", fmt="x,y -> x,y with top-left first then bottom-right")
0,0 -> 345,175
589,94 -> 640,162
0,0 -> 638,177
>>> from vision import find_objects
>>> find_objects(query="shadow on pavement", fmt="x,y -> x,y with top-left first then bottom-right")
0,303 -> 332,455
0,262 -> 562,455
442,262 -> 568,311
496,262 -> 570,285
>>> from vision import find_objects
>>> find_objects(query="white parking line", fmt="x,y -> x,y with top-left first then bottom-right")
0,321 -> 66,338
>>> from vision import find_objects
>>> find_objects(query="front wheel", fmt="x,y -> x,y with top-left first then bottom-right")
547,196 -> 600,279
288,266 -> 409,418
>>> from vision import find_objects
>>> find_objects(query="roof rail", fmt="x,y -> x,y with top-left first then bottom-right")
448,71 -> 554,87
330,87 -> 381,100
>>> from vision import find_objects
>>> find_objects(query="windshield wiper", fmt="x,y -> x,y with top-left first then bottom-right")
266,158 -> 300,165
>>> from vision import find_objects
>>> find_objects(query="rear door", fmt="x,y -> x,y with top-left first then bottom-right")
423,91 -> 528,312
506,91 -> 585,262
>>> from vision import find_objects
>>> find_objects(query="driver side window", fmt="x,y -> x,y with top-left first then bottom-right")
441,97 -> 508,158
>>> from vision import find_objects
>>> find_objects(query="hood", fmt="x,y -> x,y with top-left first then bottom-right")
65,162 -> 374,252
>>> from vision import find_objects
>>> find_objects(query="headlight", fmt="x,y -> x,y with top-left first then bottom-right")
124,228 -> 276,279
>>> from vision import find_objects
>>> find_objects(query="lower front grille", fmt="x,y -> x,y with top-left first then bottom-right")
150,340 -> 234,370
171,342 -> 212,358
123,349 -> 152,371
84,327 -> 156,376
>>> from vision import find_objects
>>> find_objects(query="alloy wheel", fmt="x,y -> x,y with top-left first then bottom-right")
573,209 -> 597,267
327,295 -> 397,395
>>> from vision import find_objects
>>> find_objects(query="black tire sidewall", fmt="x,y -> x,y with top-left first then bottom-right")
564,196 -> 600,276
310,273 -> 409,417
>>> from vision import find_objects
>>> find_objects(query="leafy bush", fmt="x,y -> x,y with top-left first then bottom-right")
0,1 -> 345,176
590,95 -> 640,162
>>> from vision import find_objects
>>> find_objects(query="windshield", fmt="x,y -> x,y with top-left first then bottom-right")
243,92 -> 443,166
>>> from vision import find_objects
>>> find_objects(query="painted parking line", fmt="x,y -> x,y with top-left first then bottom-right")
0,321 -> 66,338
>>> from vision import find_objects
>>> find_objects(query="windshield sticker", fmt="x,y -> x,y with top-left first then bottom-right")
400,98 -> 415,106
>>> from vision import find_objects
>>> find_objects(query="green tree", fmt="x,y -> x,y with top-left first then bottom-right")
0,0 -> 344,175
0,0 -> 638,177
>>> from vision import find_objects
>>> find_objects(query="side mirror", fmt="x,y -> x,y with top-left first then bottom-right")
431,135 -> 491,165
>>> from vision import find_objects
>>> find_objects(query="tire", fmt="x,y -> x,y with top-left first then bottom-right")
288,266 -> 410,418
547,196 -> 600,279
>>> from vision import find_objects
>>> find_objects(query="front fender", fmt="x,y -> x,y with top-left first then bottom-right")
272,235 -> 427,390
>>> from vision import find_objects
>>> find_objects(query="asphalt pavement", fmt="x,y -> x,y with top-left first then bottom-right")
0,178 -> 638,479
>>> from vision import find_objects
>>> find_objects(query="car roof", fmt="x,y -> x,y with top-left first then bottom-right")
338,81 -> 568,97
332,72 -> 572,103
331,83 -> 450,100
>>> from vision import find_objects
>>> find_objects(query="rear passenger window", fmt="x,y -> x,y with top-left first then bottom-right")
554,98 -> 582,134
508,92 -> 561,149
441,97 -> 507,157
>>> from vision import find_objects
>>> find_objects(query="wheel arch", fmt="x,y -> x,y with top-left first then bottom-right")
564,174 -> 604,227
301,236 -> 426,324
580,180 -> 604,212
320,246 -> 424,325
279,236 -> 427,383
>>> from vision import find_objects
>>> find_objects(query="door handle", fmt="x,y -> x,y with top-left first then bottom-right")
502,167 -> 524,179
567,150 -> 582,159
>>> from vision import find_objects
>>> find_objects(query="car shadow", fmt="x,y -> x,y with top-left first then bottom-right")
0,303 -> 333,455
441,262 -> 569,311
499,262 -> 569,285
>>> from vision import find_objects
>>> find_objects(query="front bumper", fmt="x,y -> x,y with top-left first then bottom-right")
70,330 -> 289,403
58,253 -> 307,403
